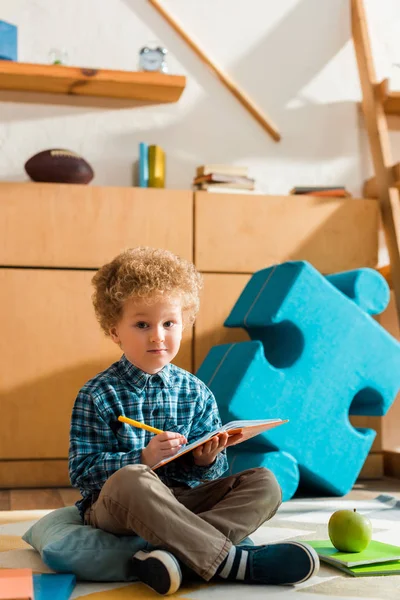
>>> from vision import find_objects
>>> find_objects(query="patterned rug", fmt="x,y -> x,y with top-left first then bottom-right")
1,495 -> 400,600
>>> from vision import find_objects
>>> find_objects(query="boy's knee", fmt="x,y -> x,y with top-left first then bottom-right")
254,467 -> 282,513
105,464 -> 155,497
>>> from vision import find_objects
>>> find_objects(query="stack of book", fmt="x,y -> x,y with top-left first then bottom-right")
0,569 -> 76,600
305,539 -> 400,577
290,186 -> 352,198
193,164 -> 256,193
138,142 -> 165,188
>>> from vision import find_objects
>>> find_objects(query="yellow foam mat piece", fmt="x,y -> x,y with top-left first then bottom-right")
0,535 -> 31,552
0,510 -> 51,525
74,582 -> 210,599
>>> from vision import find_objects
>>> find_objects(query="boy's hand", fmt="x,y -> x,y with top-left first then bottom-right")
192,431 -> 244,467
141,431 -> 187,467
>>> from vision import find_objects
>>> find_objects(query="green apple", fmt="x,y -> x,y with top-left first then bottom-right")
328,508 -> 372,552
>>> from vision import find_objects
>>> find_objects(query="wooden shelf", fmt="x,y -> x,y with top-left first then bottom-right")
376,79 -> 400,116
377,264 -> 392,289
384,92 -> 400,116
363,162 -> 400,198
0,60 -> 186,106
384,92 -> 400,115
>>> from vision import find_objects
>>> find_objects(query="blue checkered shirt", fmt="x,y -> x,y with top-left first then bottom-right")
69,354 -> 228,517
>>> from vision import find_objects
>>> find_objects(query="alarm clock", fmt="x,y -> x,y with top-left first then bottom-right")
139,45 -> 168,73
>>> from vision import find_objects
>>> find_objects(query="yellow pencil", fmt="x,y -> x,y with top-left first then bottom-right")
118,415 -> 164,435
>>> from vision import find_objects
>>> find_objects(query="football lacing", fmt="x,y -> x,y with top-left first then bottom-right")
50,150 -> 81,159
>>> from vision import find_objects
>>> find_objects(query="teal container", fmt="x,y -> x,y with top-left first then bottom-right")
0,20 -> 17,61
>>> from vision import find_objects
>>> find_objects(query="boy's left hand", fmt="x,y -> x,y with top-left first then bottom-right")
192,431 -> 244,467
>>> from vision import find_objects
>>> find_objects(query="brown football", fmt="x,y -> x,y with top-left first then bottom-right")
24,149 -> 94,184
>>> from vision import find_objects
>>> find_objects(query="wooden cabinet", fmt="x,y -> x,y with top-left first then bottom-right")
1,184 -> 386,486
378,292 -> 400,458
0,185 -> 193,487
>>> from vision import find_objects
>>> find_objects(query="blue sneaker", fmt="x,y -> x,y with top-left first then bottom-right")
240,541 -> 320,585
132,549 -> 182,595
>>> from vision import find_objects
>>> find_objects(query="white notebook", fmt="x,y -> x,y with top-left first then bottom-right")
151,418 -> 288,469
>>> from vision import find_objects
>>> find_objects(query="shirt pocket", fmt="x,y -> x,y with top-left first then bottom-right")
163,416 -> 189,438
117,418 -> 147,450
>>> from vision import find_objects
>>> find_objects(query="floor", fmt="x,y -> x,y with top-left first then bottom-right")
0,487 -> 81,510
2,479 -> 400,600
1,477 -> 400,510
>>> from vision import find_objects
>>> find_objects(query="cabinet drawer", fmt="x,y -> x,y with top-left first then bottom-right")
0,183 -> 193,268
0,268 -> 192,461
195,192 -> 379,273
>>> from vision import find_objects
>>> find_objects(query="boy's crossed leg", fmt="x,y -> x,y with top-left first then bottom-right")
85,464 -> 319,595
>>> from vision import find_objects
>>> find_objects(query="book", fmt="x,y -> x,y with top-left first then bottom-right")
193,173 -> 255,186
151,418 -> 288,469
33,574 -> 76,600
290,186 -> 346,194
194,181 -> 255,191
148,145 -> 165,188
305,539 -> 400,568
309,190 -> 351,197
289,186 -> 351,197
302,190 -> 351,198
196,164 -> 248,177
138,142 -> 148,188
195,187 -> 265,195
328,559 -> 400,577
0,568 -> 33,600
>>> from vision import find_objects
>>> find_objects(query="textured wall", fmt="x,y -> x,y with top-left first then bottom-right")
0,0 -> 399,199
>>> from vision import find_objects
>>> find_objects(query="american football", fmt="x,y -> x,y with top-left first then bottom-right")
24,149 -> 94,184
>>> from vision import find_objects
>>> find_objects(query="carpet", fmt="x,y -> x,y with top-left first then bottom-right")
1,495 -> 400,600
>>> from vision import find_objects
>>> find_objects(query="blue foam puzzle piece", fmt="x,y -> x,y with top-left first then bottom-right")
197,261 -> 400,497
325,269 -> 389,315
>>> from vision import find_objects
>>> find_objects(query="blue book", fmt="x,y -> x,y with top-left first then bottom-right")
33,574 -> 76,600
139,142 -> 149,187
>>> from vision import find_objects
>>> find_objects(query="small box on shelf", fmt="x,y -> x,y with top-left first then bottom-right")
0,20 -> 17,61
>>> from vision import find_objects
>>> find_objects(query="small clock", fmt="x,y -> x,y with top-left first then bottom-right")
139,45 -> 168,73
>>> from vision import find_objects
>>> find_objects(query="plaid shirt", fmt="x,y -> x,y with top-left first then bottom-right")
69,354 -> 228,516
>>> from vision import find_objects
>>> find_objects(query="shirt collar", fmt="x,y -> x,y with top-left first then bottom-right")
118,354 -> 172,389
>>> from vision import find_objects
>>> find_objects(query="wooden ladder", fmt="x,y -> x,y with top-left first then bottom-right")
352,0 -> 400,323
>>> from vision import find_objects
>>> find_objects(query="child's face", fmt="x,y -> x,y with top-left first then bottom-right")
110,295 -> 183,374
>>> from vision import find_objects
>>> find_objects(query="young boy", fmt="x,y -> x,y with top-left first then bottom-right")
69,247 -> 319,595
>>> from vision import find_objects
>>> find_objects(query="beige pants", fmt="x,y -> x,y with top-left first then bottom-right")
84,464 -> 282,580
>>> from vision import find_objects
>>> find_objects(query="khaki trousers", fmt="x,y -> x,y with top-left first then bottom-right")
84,464 -> 282,580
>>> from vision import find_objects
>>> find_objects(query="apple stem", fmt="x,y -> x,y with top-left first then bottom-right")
354,508 -> 356,512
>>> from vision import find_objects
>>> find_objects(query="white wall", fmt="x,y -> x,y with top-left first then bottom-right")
0,0 -> 399,199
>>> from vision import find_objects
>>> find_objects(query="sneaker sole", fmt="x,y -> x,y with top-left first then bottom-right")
133,550 -> 182,595
284,541 -> 320,584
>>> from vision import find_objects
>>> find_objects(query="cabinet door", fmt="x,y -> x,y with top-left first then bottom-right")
194,274 -> 250,371
195,192 -> 379,273
378,291 -> 400,454
0,269 -> 192,471
0,184 -> 193,268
